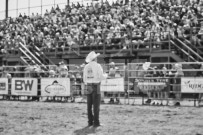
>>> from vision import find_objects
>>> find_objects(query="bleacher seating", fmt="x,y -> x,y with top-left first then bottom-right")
0,0 -> 202,66
0,0 -> 202,54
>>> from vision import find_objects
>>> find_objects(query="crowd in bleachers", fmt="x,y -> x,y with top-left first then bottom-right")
0,0 -> 203,79
1,0 -> 203,54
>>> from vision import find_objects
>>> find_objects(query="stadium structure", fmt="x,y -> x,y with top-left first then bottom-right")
0,0 -> 202,66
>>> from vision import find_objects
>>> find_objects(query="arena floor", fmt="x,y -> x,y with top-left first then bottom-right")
0,101 -> 203,135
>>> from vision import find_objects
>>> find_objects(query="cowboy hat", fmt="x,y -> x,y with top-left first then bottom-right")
142,62 -> 151,71
85,51 -> 100,63
59,61 -> 65,65
80,63 -> 86,68
49,70 -> 55,75
109,62 -> 115,65
175,63 -> 182,69
115,67 -> 119,70
60,65 -> 68,70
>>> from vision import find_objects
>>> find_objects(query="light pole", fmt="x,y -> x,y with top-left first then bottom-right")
5,0 -> 8,18
67,0 -> 69,6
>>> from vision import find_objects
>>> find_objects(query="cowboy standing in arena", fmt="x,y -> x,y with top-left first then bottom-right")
83,51 -> 107,127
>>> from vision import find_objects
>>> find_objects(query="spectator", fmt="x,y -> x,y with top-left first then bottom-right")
0,0 -> 203,55
49,70 -> 56,78
108,62 -> 116,78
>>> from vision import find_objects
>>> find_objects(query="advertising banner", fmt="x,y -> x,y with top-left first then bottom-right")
0,78 -> 8,95
41,78 -> 70,96
181,77 -> 203,93
101,78 -> 124,92
11,78 -> 38,96
135,78 -> 168,92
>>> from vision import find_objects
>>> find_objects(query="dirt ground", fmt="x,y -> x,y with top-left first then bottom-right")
0,101 -> 203,135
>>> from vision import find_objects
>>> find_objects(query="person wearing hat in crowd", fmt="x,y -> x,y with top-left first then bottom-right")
108,62 -> 120,104
108,62 -> 116,78
1,67 -> 10,78
115,67 -> 121,78
169,63 -> 184,106
49,70 -> 56,78
46,69 -> 56,102
83,51 -> 107,127
59,64 -> 69,78
80,63 -> 87,102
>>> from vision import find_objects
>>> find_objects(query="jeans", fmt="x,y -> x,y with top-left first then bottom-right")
86,83 -> 101,126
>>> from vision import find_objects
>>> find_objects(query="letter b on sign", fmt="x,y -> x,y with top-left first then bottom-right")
15,80 -> 33,91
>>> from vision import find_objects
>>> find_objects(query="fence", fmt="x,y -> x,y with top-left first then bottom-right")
0,62 -> 203,106
100,63 -> 126,104
127,62 -> 203,106
0,63 -> 126,103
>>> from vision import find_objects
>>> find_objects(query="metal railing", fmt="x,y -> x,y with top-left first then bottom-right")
0,62 -> 202,106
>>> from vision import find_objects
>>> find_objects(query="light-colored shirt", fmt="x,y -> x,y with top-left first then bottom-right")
108,68 -> 116,78
83,61 -> 107,84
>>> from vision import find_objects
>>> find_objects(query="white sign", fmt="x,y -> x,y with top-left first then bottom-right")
181,77 -> 203,93
0,78 -> 8,95
101,78 -> 124,92
41,78 -> 71,96
11,78 -> 38,96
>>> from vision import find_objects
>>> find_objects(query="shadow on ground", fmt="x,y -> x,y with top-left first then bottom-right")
73,126 -> 97,135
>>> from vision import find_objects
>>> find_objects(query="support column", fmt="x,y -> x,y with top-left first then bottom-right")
67,0 -> 69,6
5,0 -> 8,18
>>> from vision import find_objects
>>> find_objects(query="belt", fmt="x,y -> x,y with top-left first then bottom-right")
87,82 -> 100,85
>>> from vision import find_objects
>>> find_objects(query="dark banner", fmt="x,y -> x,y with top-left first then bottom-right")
135,78 -> 169,92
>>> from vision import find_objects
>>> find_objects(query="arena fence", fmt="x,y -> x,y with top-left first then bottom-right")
100,63 -> 126,104
0,62 -> 203,106
127,62 -> 203,106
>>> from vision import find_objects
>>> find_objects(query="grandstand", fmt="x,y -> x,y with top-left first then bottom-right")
0,0 -> 203,67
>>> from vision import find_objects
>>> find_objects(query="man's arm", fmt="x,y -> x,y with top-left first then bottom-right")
98,64 -> 107,80
83,65 -> 87,85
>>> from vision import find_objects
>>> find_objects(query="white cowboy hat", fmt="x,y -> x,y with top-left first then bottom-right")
25,66 -> 35,71
59,61 -> 65,65
175,63 -> 182,69
109,62 -> 115,65
60,65 -> 68,70
49,70 -> 55,75
142,62 -> 151,71
115,67 -> 119,70
85,51 -> 100,63
80,63 -> 86,68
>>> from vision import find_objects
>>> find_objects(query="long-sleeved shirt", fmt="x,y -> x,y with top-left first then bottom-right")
83,61 -> 107,84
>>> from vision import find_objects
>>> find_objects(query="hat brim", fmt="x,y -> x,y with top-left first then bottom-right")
85,53 -> 100,63
109,62 -> 115,65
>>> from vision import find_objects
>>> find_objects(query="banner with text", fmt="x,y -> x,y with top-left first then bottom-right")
101,78 -> 124,92
11,78 -> 38,96
181,77 -> 203,93
135,78 -> 169,93
0,78 -> 8,95
41,78 -> 71,96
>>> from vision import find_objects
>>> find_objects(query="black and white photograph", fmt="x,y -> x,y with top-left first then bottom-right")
0,0 -> 203,134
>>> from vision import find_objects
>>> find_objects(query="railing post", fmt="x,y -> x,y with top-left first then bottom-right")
130,27 -> 133,55
150,32 -> 152,52
102,31 -> 106,55
169,31 -> 171,51
41,0 -> 42,16
28,0 -> 30,16
5,0 -> 8,18
78,40 -> 80,56
16,0 -> 18,17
